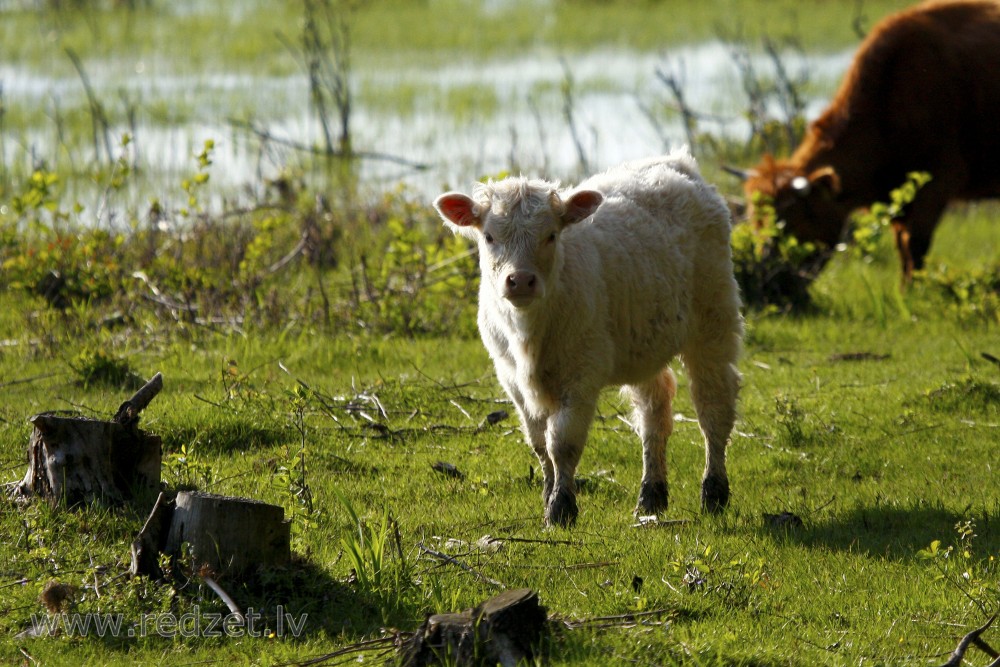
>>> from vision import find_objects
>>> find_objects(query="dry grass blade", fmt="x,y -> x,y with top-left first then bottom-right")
560,608 -> 678,630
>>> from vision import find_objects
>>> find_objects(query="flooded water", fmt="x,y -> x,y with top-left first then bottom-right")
2,40 -> 854,217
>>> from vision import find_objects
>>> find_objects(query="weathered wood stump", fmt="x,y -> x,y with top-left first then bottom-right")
400,588 -> 548,667
152,491 -> 291,578
14,373 -> 163,506
130,490 -> 175,579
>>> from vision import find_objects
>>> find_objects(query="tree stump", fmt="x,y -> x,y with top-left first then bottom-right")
14,373 -> 163,506
162,491 -> 291,577
400,588 -> 548,667
130,490 -> 176,579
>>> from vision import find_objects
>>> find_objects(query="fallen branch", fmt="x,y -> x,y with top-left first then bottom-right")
939,614 -> 1000,667
0,373 -> 59,390
203,576 -> 244,623
113,372 -> 163,425
560,607 -> 677,630
285,636 -> 401,667
417,541 -> 504,589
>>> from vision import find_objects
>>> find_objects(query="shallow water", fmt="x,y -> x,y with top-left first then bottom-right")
1,40 -> 853,218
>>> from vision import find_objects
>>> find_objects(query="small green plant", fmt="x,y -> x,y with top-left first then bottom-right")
69,347 -> 139,388
917,519 -> 992,612
731,192 -> 821,310
180,139 -> 215,217
774,392 -> 806,444
354,191 -> 478,336
272,385 -> 316,526
666,544 -> 769,613
333,488 -> 410,608
850,171 -> 932,261
922,264 -> 1000,325
164,441 -> 215,489
8,169 -> 65,222
925,377 -> 1000,414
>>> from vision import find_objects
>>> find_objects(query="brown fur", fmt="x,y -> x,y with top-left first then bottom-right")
743,0 -> 1000,280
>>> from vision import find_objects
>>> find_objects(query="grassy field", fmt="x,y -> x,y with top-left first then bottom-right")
1,194 -> 1000,667
3,1 -> 1000,666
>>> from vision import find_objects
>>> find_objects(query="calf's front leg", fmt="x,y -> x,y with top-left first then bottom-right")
500,378 -> 553,509
544,398 -> 597,527
523,414 -> 552,509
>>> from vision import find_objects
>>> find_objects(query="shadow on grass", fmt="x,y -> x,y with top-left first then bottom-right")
232,556 -> 420,639
767,501 -> 1000,560
72,556 -> 418,655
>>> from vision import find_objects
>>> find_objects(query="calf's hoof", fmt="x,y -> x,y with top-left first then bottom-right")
634,479 -> 669,516
701,475 -> 730,514
545,488 -> 578,527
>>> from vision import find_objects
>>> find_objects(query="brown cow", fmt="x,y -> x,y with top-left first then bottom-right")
737,0 -> 1000,281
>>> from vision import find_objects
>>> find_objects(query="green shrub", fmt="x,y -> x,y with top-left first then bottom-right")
730,192 -> 823,311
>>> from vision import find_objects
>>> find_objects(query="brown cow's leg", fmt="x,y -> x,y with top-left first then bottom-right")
895,180 -> 951,282
908,229 -> 935,272
891,222 -> 915,284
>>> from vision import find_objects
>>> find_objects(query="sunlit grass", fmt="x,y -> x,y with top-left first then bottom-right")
1,202 -> 999,664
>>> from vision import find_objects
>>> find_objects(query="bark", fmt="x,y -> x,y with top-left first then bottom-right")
163,491 -> 291,577
401,588 -> 547,667
13,373 -> 163,507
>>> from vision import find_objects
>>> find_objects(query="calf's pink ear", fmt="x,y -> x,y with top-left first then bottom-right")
434,193 -> 480,227
561,190 -> 603,226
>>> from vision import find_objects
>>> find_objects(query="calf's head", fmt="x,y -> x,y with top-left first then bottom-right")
434,179 -> 603,309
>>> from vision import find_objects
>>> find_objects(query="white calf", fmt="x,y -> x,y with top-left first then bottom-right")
434,149 -> 742,526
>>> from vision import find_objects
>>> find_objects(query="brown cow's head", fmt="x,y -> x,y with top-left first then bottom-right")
739,156 -> 845,250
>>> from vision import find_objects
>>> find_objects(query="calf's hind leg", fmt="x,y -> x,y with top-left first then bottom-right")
625,368 -> 676,515
682,343 -> 740,513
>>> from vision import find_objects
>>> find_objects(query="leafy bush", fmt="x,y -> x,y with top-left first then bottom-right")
350,189 -> 479,337
849,172 -> 932,261
70,347 -> 142,389
730,192 -> 823,311
733,172 -> 935,311
0,142 -> 480,339
921,264 -> 1000,326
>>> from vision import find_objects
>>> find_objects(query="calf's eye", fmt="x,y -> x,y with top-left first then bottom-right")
546,233 -> 556,244
484,233 -> 494,244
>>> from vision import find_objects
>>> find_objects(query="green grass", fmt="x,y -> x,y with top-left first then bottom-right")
2,201 -> 1000,665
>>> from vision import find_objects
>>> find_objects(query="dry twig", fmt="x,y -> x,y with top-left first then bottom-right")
417,541 -> 504,589
939,614 -> 1000,667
